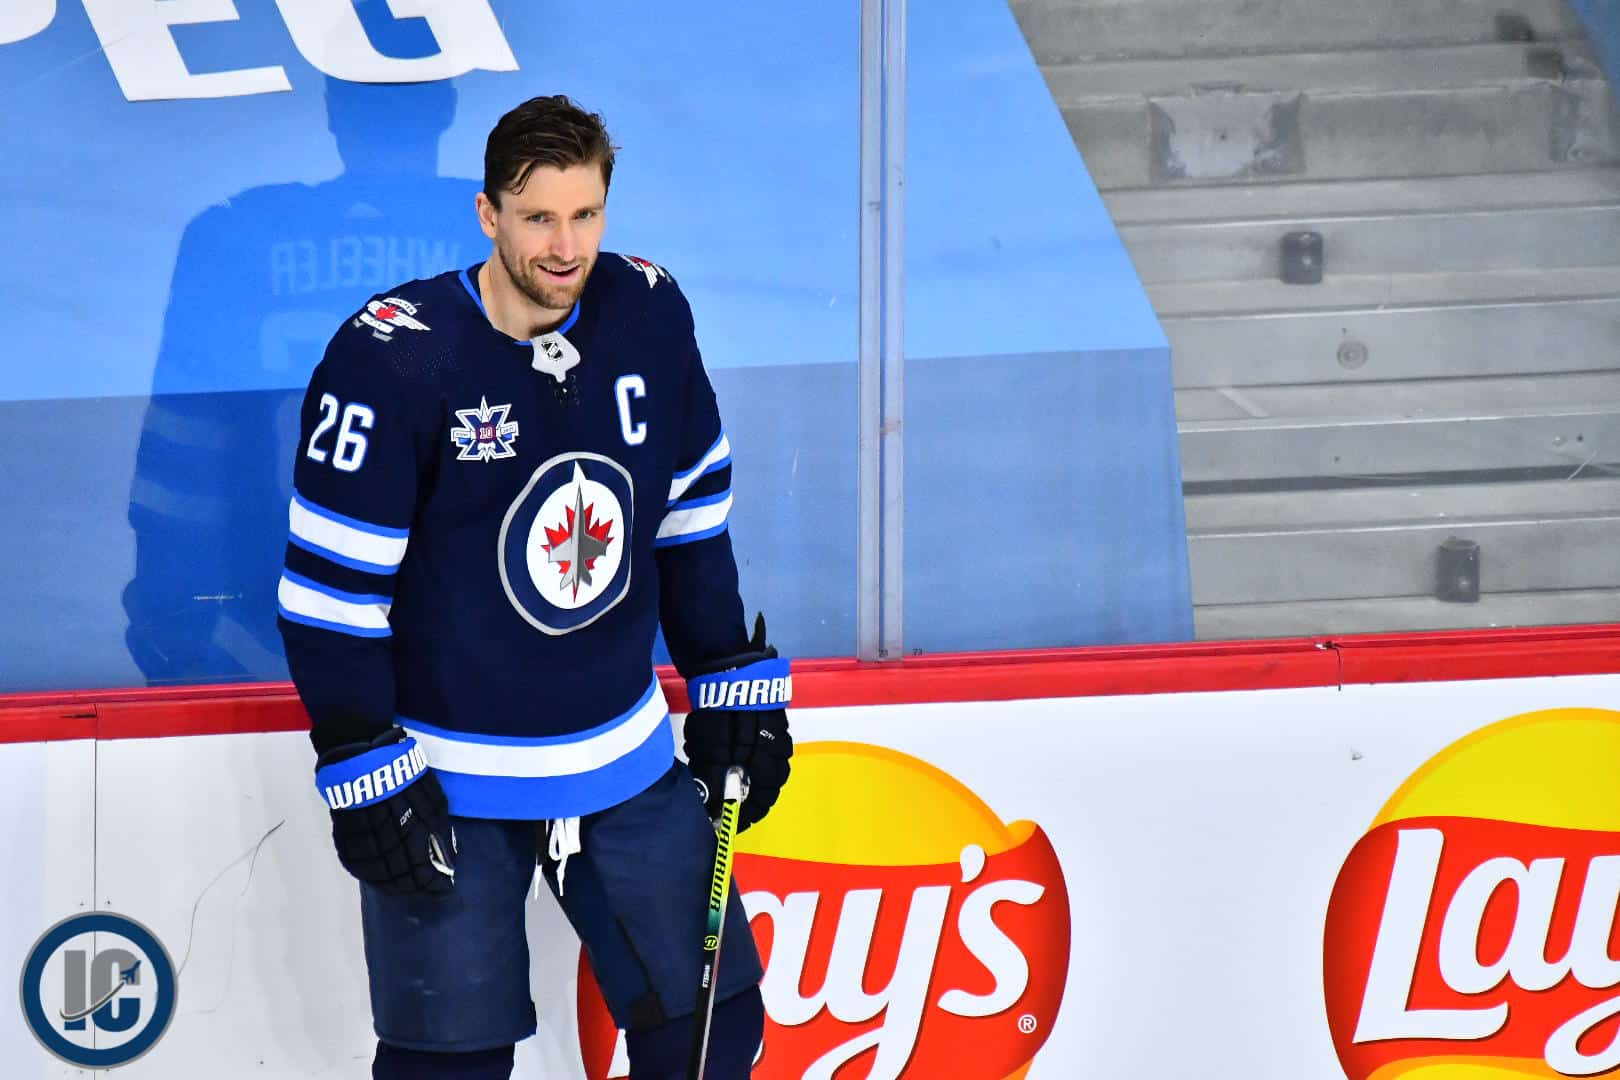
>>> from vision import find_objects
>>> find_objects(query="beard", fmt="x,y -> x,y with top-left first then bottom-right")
496,241 -> 592,314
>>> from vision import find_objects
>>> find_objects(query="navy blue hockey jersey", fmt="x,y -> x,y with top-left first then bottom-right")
278,253 -> 750,819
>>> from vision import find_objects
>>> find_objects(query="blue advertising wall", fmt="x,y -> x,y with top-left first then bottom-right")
1572,0 -> 1620,89
904,0 -> 1187,651
0,0 -> 1187,692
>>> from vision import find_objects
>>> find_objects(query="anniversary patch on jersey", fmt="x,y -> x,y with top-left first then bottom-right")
619,254 -> 670,290
499,453 -> 635,635
450,396 -> 519,462
355,296 -> 430,341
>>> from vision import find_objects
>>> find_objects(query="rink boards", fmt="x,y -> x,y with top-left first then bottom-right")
3,631 -> 1620,1078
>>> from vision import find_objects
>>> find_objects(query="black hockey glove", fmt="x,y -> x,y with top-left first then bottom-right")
683,615 -> 793,833
314,726 -> 457,896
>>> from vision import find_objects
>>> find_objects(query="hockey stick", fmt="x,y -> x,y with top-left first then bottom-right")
688,765 -> 747,1080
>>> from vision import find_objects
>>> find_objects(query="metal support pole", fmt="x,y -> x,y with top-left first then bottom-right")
857,0 -> 905,661
880,0 -> 906,661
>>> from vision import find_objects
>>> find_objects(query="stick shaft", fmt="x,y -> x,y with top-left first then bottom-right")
687,766 -> 746,1080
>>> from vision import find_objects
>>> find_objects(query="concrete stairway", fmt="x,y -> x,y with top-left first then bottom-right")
1010,0 -> 1620,638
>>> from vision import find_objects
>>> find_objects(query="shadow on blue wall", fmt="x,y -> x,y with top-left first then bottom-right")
121,75 -> 484,683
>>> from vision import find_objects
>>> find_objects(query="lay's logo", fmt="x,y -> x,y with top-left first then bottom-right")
579,742 -> 1071,1078
1325,708 -> 1620,1079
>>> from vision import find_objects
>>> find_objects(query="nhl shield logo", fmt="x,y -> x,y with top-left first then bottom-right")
499,453 -> 634,634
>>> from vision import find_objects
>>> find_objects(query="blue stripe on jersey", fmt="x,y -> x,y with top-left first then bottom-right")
458,269 -> 485,314
277,607 -> 393,638
432,716 -> 674,819
557,302 -> 581,335
652,521 -> 729,549
669,432 -> 730,503
674,464 -> 731,506
668,489 -> 731,512
279,569 -> 391,606
292,491 -> 410,538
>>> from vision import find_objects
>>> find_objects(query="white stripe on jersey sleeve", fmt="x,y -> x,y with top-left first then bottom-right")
655,491 -> 733,543
288,493 -> 410,574
667,432 -> 731,504
277,574 -> 393,635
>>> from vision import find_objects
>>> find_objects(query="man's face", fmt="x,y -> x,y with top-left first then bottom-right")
478,162 -> 607,314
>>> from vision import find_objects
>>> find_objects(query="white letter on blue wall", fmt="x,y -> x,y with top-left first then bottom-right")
0,0 -> 54,46
80,0 -> 292,101
275,0 -> 518,83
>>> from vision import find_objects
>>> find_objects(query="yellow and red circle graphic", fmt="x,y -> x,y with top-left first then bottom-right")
578,741 -> 1071,1078
1325,708 -> 1620,1079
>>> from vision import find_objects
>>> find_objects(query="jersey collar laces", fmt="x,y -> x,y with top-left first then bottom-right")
538,815 -> 583,897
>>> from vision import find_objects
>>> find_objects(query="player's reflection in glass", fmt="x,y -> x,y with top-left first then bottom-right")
123,19 -> 484,683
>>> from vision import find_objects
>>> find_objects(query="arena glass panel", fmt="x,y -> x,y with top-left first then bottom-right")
999,0 -> 1620,641
0,1 -> 859,692
899,0 -> 1195,653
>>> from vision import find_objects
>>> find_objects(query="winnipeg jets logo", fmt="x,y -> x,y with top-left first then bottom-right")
356,296 -> 430,341
499,454 -> 635,633
619,254 -> 670,289
450,397 -> 519,462
541,465 -> 616,600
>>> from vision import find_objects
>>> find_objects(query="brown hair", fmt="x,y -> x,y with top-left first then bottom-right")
483,95 -> 616,206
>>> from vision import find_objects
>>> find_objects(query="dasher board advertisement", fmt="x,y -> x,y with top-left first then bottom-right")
4,672 -> 1620,1077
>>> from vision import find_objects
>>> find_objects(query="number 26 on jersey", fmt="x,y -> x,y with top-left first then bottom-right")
306,394 -> 373,472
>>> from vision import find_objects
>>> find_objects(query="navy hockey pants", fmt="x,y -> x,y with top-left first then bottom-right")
359,761 -> 762,1066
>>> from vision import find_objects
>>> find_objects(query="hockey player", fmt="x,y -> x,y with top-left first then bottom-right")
277,96 -> 792,1080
